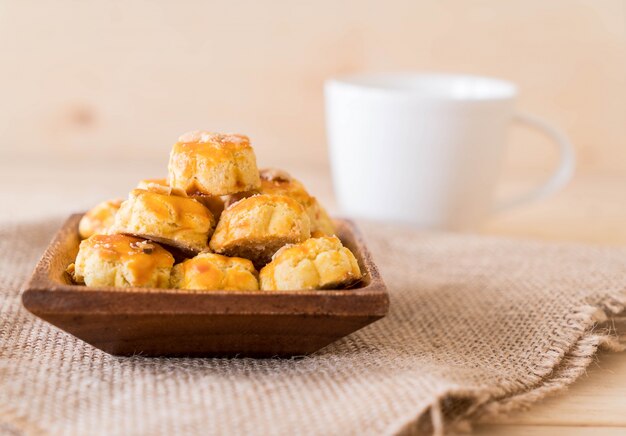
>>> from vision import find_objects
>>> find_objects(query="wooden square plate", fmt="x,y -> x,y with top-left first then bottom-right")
22,214 -> 389,357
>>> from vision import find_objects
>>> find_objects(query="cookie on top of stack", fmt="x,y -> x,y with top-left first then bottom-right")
68,130 -> 361,291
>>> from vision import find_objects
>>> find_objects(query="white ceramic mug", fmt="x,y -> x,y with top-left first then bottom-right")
325,73 -> 575,230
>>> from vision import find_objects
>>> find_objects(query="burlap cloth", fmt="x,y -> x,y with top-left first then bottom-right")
1,218 -> 625,435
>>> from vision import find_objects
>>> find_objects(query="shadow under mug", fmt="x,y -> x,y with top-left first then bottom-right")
324,73 -> 575,230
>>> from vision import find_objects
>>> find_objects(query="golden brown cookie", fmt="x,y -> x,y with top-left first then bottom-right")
168,131 -> 261,196
259,236 -> 361,291
72,234 -> 174,288
137,177 -> 224,219
222,169 -> 335,236
209,194 -> 311,267
78,199 -> 123,239
136,178 -> 168,191
170,252 -> 259,291
112,189 -> 215,253
258,168 -> 334,236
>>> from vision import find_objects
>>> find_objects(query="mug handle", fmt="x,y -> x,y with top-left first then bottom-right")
494,111 -> 576,212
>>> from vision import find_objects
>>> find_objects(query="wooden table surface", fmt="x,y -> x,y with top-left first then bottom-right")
3,158 -> 625,434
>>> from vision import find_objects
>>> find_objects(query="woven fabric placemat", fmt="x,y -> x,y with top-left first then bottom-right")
1,218 -> 625,435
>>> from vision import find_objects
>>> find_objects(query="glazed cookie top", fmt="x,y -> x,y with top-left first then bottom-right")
117,189 -> 213,228
172,133 -> 252,167
170,252 -> 259,291
177,131 -> 251,148
74,234 -> 174,286
78,199 -> 123,239
168,131 -> 261,196
136,178 -> 188,197
258,168 -> 335,236
259,168 -> 309,204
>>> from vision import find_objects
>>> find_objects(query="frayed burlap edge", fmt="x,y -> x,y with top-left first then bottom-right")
387,294 -> 626,435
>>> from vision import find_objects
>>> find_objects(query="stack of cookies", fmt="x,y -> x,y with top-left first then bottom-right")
68,131 -> 362,292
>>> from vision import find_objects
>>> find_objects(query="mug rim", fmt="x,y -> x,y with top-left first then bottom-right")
326,72 -> 518,101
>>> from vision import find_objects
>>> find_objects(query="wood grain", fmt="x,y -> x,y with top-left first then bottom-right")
475,425 -> 626,436
21,214 -> 389,357
2,1 -> 625,175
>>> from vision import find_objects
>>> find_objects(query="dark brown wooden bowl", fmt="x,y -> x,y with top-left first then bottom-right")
21,214 -> 389,357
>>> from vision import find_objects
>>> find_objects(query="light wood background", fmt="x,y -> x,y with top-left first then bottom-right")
1,1 -> 625,434
1,0 -> 625,174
